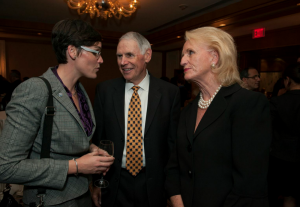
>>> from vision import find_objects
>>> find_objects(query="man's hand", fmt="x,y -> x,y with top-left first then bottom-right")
170,195 -> 185,207
92,186 -> 102,207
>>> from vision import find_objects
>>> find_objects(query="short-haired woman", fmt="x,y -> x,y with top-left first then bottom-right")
0,19 -> 114,207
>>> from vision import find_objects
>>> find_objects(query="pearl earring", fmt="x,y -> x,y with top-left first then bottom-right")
211,63 -> 215,69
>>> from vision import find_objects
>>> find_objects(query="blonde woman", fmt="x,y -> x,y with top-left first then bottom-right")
165,27 -> 271,207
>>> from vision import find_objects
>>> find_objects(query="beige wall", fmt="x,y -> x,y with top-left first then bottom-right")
4,40 -> 163,103
6,41 -> 57,78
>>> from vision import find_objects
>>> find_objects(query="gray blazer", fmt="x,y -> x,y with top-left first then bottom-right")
0,68 -> 95,206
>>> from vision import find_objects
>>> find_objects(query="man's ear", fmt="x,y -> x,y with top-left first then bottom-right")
144,48 -> 152,63
67,45 -> 77,60
241,78 -> 248,89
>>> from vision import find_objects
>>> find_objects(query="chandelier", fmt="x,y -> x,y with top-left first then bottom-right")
67,0 -> 138,19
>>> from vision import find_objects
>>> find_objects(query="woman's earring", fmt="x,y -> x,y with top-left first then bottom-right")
211,63 -> 216,69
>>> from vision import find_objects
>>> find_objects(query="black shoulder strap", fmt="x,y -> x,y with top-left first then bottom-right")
37,77 -> 55,196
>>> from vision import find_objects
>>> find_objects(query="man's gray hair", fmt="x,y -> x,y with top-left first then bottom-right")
119,32 -> 151,55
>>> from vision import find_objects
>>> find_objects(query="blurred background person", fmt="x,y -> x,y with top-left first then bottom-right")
0,75 -> 10,95
165,27 -> 271,207
0,75 -> 10,110
0,19 -> 114,207
240,67 -> 261,91
268,63 -> 300,207
1,70 -> 22,109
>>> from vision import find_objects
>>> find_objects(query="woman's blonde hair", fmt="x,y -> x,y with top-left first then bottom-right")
185,27 -> 241,86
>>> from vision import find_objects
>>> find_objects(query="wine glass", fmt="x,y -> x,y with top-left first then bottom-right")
94,140 -> 114,188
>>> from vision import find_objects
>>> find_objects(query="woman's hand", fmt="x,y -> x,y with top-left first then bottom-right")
68,150 -> 114,175
89,143 -> 99,152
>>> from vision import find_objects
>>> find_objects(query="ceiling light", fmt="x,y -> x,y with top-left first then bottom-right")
67,0 -> 138,19
219,24 -> 226,27
37,33 -> 42,35
297,3 -> 300,6
177,36 -> 181,38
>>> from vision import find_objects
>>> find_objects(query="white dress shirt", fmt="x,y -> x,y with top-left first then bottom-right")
121,71 -> 149,168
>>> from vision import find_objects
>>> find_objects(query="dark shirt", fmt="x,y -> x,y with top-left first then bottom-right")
0,75 -> 10,94
270,90 -> 300,162
52,68 -> 93,136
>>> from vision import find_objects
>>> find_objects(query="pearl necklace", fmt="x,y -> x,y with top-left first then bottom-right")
198,85 -> 222,109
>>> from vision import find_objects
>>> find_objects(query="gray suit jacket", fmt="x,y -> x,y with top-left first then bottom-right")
0,68 -> 95,205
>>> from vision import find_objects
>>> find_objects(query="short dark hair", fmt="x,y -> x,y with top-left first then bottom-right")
239,67 -> 256,79
283,63 -> 300,84
51,19 -> 102,64
10,70 -> 21,79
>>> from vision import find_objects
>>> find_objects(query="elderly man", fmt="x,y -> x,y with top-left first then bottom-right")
92,32 -> 181,207
240,67 -> 261,91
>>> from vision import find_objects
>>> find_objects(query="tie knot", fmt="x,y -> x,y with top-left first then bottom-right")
132,86 -> 140,92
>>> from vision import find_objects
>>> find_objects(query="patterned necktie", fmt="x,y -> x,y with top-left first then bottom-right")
126,86 -> 143,176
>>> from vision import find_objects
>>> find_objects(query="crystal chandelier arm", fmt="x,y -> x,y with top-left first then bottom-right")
67,1 -> 82,9
66,0 -> 138,19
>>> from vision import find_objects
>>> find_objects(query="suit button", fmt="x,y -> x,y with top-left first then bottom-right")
187,144 -> 192,152
188,170 -> 192,178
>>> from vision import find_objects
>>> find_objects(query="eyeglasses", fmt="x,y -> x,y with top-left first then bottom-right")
80,46 -> 101,60
247,75 -> 260,79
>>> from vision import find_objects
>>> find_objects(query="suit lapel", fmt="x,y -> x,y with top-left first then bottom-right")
113,79 -> 126,137
186,95 -> 199,144
193,84 -> 241,139
42,68 -> 86,136
193,91 -> 227,138
145,75 -> 161,136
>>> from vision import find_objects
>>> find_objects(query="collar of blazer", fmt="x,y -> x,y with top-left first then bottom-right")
41,67 -> 96,138
112,73 -> 162,137
186,83 -> 242,143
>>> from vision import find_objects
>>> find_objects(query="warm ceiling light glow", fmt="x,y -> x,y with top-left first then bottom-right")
219,24 -> 226,27
177,36 -> 181,38
297,3 -> 300,6
67,0 -> 139,19
37,33 -> 42,35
